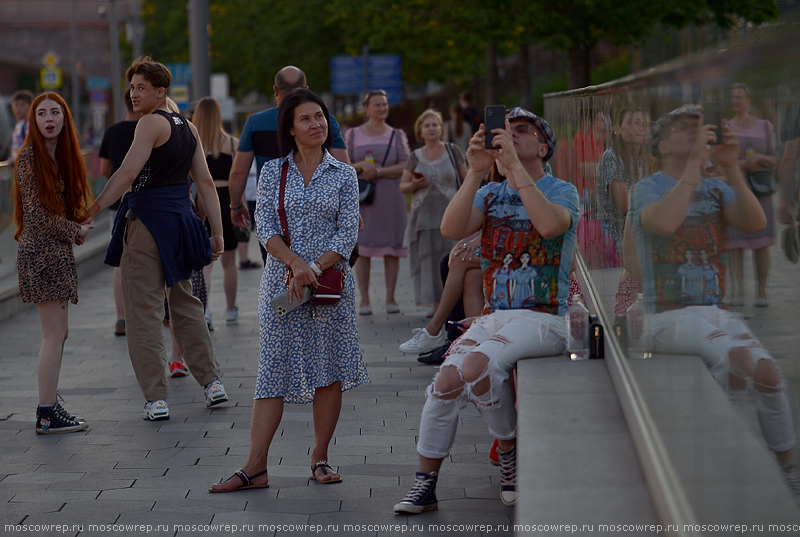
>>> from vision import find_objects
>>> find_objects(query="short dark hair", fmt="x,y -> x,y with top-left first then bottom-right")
277,88 -> 333,156
275,67 -> 307,94
12,89 -> 34,104
126,55 -> 171,89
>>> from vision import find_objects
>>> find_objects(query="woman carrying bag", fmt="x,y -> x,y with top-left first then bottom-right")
209,89 -> 367,492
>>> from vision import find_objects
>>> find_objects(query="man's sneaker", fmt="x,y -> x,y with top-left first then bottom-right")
225,307 -> 239,325
114,319 -> 126,336
204,309 -> 214,331
143,400 -> 170,421
169,361 -> 189,377
783,464 -> 800,497
497,445 -> 517,506
399,328 -> 447,354
204,380 -> 228,407
417,342 -> 450,366
36,405 -> 88,434
489,438 -> 500,466
393,471 -> 438,514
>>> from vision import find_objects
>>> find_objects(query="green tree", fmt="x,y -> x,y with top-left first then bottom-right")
141,0 -> 348,98
527,0 -> 779,88
139,0 -> 780,97
326,0 -> 779,90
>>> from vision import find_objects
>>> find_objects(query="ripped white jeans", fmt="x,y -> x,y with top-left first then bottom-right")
653,306 -> 796,452
416,309 -> 566,459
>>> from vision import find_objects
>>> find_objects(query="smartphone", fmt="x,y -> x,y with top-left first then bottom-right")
702,101 -> 722,145
484,105 -> 506,149
412,171 -> 424,178
270,286 -> 311,317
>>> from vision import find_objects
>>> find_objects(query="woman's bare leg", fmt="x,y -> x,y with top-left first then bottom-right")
36,300 -> 69,405
385,255 -> 400,307
355,256 -> 371,309
221,250 -> 238,311
311,382 -> 343,482
208,397 -> 282,491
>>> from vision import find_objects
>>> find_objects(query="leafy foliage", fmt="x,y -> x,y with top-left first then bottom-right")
139,0 -> 779,95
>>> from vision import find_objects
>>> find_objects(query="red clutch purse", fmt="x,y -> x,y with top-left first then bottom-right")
312,267 -> 345,305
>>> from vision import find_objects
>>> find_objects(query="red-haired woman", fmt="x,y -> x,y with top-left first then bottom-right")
12,92 -> 93,434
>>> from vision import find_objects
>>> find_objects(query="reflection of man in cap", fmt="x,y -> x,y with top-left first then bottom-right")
394,107 -> 579,513
631,105 -> 799,494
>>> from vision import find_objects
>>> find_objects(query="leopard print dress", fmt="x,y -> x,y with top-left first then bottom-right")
16,146 -> 81,304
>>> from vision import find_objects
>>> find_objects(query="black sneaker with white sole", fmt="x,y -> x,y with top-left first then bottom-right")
394,471 -> 438,514
497,445 -> 517,506
35,405 -> 88,434
417,342 -> 450,366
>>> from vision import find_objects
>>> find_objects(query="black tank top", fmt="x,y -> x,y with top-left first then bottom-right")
132,110 -> 196,192
206,142 -> 233,182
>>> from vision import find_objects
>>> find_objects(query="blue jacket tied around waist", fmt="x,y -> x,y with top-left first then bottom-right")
105,184 -> 212,287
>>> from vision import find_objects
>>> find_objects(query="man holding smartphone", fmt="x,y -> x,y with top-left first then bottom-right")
394,107 -> 579,513
630,105 -> 799,495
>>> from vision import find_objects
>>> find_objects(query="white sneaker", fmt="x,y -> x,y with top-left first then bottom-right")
204,380 -> 228,407
399,328 -> 447,354
225,307 -> 239,324
204,309 -> 214,331
143,400 -> 170,421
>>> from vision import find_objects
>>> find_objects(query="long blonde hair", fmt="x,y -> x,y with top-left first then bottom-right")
192,97 -> 227,158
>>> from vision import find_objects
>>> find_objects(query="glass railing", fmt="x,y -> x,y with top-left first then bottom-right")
544,15 -> 800,529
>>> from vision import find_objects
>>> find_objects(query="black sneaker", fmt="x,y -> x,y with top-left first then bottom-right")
497,445 -> 517,506
417,343 -> 450,366
55,394 -> 85,423
36,405 -> 88,434
393,471 -> 438,514
54,402 -> 85,424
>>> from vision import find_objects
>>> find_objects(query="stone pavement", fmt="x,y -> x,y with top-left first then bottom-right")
3,235 -> 800,537
0,244 -> 514,537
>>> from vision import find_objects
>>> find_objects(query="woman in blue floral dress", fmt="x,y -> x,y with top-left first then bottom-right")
209,89 -> 367,492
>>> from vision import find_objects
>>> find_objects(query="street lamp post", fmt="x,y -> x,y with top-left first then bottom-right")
189,0 -> 210,101
109,0 -> 123,122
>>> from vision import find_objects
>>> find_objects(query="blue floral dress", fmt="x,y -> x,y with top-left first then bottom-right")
254,152 -> 368,404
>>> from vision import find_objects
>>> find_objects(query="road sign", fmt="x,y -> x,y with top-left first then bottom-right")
87,76 -> 110,91
41,67 -> 62,89
164,63 -> 192,85
169,84 -> 190,111
330,54 -> 403,104
42,51 -> 60,67
90,89 -> 107,104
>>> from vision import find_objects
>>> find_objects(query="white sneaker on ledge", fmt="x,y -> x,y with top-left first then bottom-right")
399,328 -> 447,354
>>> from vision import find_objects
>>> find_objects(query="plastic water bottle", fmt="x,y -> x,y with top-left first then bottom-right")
626,293 -> 653,359
365,150 -> 375,165
566,293 -> 589,361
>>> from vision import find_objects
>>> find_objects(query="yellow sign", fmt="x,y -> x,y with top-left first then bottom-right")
41,67 -> 62,89
42,51 -> 60,66
169,84 -> 189,104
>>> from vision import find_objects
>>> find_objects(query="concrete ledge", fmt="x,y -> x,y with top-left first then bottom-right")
515,357 -> 659,534
628,354 -> 800,528
0,235 -> 110,323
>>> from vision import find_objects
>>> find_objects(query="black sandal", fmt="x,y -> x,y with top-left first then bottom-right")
310,461 -> 342,484
208,469 -> 269,493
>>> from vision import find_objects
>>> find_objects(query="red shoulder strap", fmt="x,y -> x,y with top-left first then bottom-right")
278,160 -> 290,247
